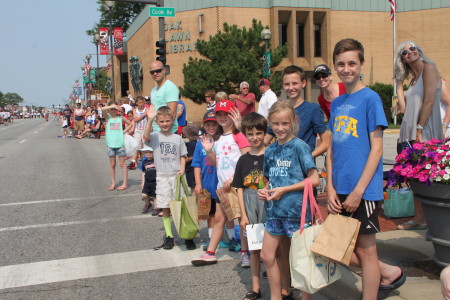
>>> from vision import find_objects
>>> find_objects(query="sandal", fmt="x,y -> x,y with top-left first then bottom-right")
397,220 -> 427,230
281,292 -> 294,300
378,271 -> 406,299
117,186 -> 127,190
243,291 -> 261,300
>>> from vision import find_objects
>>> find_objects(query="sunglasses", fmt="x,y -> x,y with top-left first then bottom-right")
149,68 -> 163,75
314,73 -> 329,80
241,87 -> 249,90
205,95 -> 211,98
401,46 -> 417,56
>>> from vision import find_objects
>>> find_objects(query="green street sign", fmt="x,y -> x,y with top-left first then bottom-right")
263,51 -> 272,78
149,7 -> 175,17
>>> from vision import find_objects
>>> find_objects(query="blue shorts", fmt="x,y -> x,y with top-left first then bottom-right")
266,219 -> 301,238
107,147 -> 126,157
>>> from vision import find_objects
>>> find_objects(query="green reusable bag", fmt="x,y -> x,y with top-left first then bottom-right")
169,175 -> 199,240
384,188 -> 415,218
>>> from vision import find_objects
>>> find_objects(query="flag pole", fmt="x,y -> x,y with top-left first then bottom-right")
392,0 -> 398,125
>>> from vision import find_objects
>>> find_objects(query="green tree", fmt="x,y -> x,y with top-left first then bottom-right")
86,2 -> 146,37
181,19 -> 288,104
2,92 -> 24,106
367,82 -> 407,125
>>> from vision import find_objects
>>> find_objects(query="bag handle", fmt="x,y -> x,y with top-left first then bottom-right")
300,178 -> 323,234
175,174 -> 182,202
175,174 -> 192,201
180,174 -> 192,197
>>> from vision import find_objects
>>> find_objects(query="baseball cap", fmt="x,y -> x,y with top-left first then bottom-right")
203,111 -> 217,123
140,146 -> 153,152
258,78 -> 270,87
214,100 -> 236,114
182,123 -> 201,141
313,64 -> 332,77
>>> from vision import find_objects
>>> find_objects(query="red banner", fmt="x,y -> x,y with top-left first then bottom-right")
99,27 -> 109,55
113,27 -> 124,55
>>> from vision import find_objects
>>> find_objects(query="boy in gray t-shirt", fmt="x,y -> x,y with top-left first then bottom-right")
144,106 -> 190,250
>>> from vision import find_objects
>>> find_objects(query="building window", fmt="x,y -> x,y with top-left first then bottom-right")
314,24 -> 321,57
297,24 -> 305,57
278,23 -> 287,47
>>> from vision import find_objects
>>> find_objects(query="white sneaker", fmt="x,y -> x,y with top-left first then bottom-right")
240,252 -> 250,268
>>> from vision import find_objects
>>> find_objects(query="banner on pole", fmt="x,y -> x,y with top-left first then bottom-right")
113,27 -> 124,55
99,27 -> 109,55
89,69 -> 97,84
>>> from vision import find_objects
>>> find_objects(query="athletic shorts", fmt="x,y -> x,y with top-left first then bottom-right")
156,174 -> 186,209
209,198 -> 217,216
107,147 -> 126,157
244,189 -> 266,224
338,194 -> 380,235
265,219 -> 300,238
142,183 -> 156,198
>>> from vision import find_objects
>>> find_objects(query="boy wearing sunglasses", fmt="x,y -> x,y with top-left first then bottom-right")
148,60 -> 179,133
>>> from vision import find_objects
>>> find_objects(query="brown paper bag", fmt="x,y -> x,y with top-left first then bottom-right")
216,188 -> 241,221
197,189 -> 211,221
311,214 -> 360,266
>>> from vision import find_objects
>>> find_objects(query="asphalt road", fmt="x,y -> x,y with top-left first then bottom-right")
0,119 -> 400,299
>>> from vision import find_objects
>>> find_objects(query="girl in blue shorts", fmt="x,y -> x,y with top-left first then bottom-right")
258,101 -> 319,300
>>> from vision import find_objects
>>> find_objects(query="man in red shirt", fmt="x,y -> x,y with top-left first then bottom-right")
229,81 -> 255,117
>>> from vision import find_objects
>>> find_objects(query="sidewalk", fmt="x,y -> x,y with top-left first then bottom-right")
315,193 -> 443,300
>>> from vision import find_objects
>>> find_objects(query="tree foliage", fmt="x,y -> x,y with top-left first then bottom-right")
0,92 -> 24,108
181,19 -> 288,104
367,82 -> 406,125
86,2 -> 146,37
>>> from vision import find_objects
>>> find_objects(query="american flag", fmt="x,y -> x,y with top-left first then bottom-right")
84,61 -> 91,75
389,0 -> 396,21
102,59 -> 112,72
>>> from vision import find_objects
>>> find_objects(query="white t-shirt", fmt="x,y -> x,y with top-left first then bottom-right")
257,89 -> 278,118
121,104 -> 132,114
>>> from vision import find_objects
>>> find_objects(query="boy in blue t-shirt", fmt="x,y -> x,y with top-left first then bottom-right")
326,38 -> 405,299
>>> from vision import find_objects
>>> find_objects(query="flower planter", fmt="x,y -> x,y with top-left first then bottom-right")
409,181 -> 450,267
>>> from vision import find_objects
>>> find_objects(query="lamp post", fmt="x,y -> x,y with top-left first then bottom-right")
104,1 -> 116,103
93,34 -> 100,104
80,65 -> 86,105
261,28 -> 272,78
86,54 -> 93,105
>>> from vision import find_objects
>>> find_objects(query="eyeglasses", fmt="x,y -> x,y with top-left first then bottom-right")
314,73 -> 329,80
149,68 -> 163,75
401,46 -> 417,56
241,87 -> 249,90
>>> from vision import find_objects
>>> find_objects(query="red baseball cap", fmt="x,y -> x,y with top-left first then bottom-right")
214,100 -> 235,114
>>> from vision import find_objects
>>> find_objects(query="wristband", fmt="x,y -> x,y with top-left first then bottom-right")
416,124 -> 424,130
443,122 -> 449,127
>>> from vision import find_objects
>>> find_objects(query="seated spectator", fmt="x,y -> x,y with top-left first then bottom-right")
75,117 -> 102,139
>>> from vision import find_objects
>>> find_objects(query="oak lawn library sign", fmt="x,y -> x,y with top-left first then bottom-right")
164,20 -> 198,54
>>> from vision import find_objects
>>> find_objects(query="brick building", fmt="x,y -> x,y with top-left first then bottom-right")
106,0 -> 450,123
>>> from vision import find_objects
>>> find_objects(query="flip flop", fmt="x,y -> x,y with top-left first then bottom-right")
117,186 -> 127,190
108,186 -> 115,191
397,220 -> 427,230
378,272 -> 406,299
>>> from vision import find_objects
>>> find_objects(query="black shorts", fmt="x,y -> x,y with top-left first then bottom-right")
142,184 -> 156,198
338,195 -> 380,235
210,198 -> 216,216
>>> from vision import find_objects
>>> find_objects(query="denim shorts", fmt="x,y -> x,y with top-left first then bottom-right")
107,147 -> 126,157
266,219 -> 301,238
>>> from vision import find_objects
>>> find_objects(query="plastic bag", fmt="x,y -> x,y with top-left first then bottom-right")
124,133 -> 139,158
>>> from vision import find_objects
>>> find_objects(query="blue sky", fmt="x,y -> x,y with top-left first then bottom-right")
0,1 -> 105,108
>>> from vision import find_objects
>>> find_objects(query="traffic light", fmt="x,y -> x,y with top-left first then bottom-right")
156,39 -> 166,65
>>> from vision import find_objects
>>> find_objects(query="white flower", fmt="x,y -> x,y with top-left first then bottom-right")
446,167 -> 450,174
436,176 -> 442,181
426,164 -> 431,169
443,174 -> 450,180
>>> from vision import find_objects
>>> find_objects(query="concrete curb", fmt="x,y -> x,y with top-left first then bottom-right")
317,230 -> 442,300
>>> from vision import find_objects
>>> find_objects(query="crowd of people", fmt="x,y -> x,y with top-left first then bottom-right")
60,38 -> 450,299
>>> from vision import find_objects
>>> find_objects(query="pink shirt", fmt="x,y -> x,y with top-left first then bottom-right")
234,93 -> 256,117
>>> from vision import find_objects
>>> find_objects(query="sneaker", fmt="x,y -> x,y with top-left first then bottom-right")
240,252 -> 250,268
162,237 -> 174,250
185,239 -> 196,250
219,240 -> 229,248
228,238 -> 240,252
202,239 -> 210,251
141,203 -> 152,214
151,208 -> 159,216
127,162 -> 136,170
191,252 -> 218,267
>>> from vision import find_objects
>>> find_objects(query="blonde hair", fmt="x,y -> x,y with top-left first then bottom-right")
215,91 -> 228,101
267,100 -> 299,137
156,106 -> 174,119
394,40 -> 434,83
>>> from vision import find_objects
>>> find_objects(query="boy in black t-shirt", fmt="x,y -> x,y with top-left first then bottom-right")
139,146 -> 156,214
231,112 -> 268,300
182,123 -> 200,193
